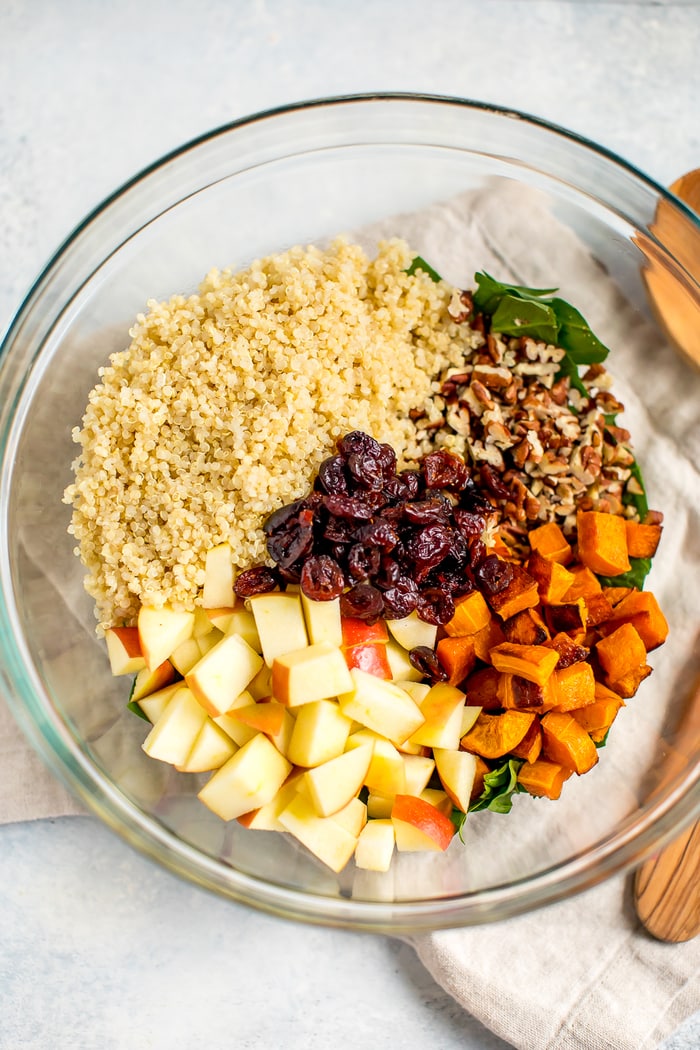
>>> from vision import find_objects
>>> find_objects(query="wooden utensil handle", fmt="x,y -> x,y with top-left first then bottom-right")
634,821 -> 700,942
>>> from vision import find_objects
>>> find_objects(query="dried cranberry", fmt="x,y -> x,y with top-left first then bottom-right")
340,583 -> 384,623
453,508 -> 487,537
322,494 -> 375,520
337,431 -> 381,459
478,463 -> 510,501
409,645 -> 448,683
263,498 -> 308,537
416,587 -> 455,625
347,543 -> 381,580
266,508 -> 315,568
444,527 -> 470,568
354,520 -> 399,552
322,515 -> 355,544
428,569 -> 473,597
384,471 -> 422,502
375,555 -> 402,589
317,455 -> 348,495
278,564 -> 302,584
421,450 -> 470,491
300,555 -> 345,601
234,566 -> 279,597
511,677 -> 544,709
381,578 -> 419,619
469,537 -> 488,567
402,499 -> 450,526
404,524 -> 453,579
473,553 -> 513,595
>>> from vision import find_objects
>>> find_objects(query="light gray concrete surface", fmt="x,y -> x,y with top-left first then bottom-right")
1,2 -> 699,1048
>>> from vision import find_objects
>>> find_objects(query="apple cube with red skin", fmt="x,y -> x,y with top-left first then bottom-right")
391,794 -> 455,852
105,627 -> 146,675
341,617 -> 389,648
343,643 -> 392,680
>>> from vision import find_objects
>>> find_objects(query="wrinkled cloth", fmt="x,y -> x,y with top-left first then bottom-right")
1,182 -> 698,1049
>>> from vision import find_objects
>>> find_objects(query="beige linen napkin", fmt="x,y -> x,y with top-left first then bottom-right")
2,183 -> 699,1048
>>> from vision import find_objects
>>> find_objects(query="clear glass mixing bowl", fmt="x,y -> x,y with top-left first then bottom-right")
1,95 -> 699,932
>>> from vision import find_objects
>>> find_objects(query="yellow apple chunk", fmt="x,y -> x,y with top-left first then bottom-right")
286,700 -> 353,767
391,794 -> 455,852
363,738 -> 406,797
420,787 -> 453,816
186,633 -> 263,717
278,794 -> 358,873
460,705 -> 482,737
137,681 -> 182,723
367,794 -> 394,818
386,611 -> 438,652
142,687 -> 207,766
177,718 -> 237,773
385,640 -> 423,683
433,748 -> 477,813
202,543 -> 235,609
237,769 -> 306,831
247,662 -> 273,700
331,796 -> 367,837
206,607 -> 236,633
355,819 -> 395,872
248,592 -> 308,666
170,637 -> 203,675
272,641 -> 354,707
137,606 -> 195,671
402,754 -> 436,796
224,603 -> 261,653
213,691 -> 258,747
105,626 -> 146,675
301,594 -> 343,648
409,683 -> 466,750
130,659 -> 178,703
338,669 -> 425,746
303,744 -> 373,817
198,732 -> 291,821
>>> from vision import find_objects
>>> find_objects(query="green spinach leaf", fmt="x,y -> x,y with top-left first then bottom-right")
597,556 -> 652,590
405,256 -> 442,283
468,757 -> 526,814
127,699 -> 150,723
622,460 -> 649,519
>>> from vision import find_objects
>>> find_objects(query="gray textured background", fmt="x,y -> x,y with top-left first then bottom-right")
1,2 -> 699,1048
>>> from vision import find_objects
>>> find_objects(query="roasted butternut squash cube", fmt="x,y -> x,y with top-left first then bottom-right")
517,758 -> 573,799
545,599 -> 587,637
541,711 -> 599,774
503,607 -> 550,646
498,673 -> 548,711
472,617 -> 506,662
599,590 -> 669,651
510,720 -> 543,764
486,564 -> 540,620
576,510 -> 630,577
462,666 -> 501,711
625,520 -> 662,559
526,549 -> 575,604
444,591 -> 492,637
489,642 -> 560,686
547,660 -> 596,712
436,635 -> 477,687
528,522 -> 572,565
460,710 -> 537,759
595,623 -> 651,698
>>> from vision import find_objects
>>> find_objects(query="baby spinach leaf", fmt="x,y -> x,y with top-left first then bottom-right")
405,256 -> 442,283
554,353 -> 588,399
594,728 -> 611,749
468,757 -> 526,814
489,294 -> 559,343
450,808 -> 468,842
550,299 -> 609,364
622,460 -> 649,519
127,699 -> 150,722
473,272 -> 557,315
596,556 -> 652,590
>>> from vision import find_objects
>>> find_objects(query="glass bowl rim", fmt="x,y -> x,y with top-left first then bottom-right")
1,91 -> 699,932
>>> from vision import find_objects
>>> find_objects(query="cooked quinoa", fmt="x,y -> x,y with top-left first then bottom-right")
64,239 -> 477,629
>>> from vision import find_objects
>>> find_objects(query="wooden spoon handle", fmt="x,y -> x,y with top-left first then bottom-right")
634,821 -> 700,942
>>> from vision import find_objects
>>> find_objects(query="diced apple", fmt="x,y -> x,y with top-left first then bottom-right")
344,643 -> 392,680
338,669 -> 425,746
402,754 -> 436,796
248,662 -> 273,700
355,819 -> 395,872
213,691 -> 258,747
420,787 -> 453,816
385,639 -> 423,683
198,733 -> 292,821
236,768 -> 306,831
272,641 -> 354,707
228,699 -> 288,736
259,701 -> 296,756
391,794 -> 455,852
137,605 -> 195,671
409,683 -> 466,750
386,611 -> 437,652
137,681 -> 182,723
186,633 -> 263,717
225,602 -> 261,653
286,700 -> 353,767
105,626 -> 146,675
303,744 -> 373,817
206,607 -> 236,633
301,594 -> 343,648
278,794 -> 358,873
344,727 -> 382,752
397,681 -> 431,705
197,630 -> 222,657
367,794 -> 394,818
170,637 -> 203,675
331,796 -> 367,837
433,748 -> 477,813
341,617 -> 389,647
202,543 -> 235,609
193,607 -> 216,638
249,592 -> 308,666
460,705 -> 482,737
142,687 -> 207,766
177,718 -> 237,773
364,738 -> 407,797
130,660 -> 178,703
